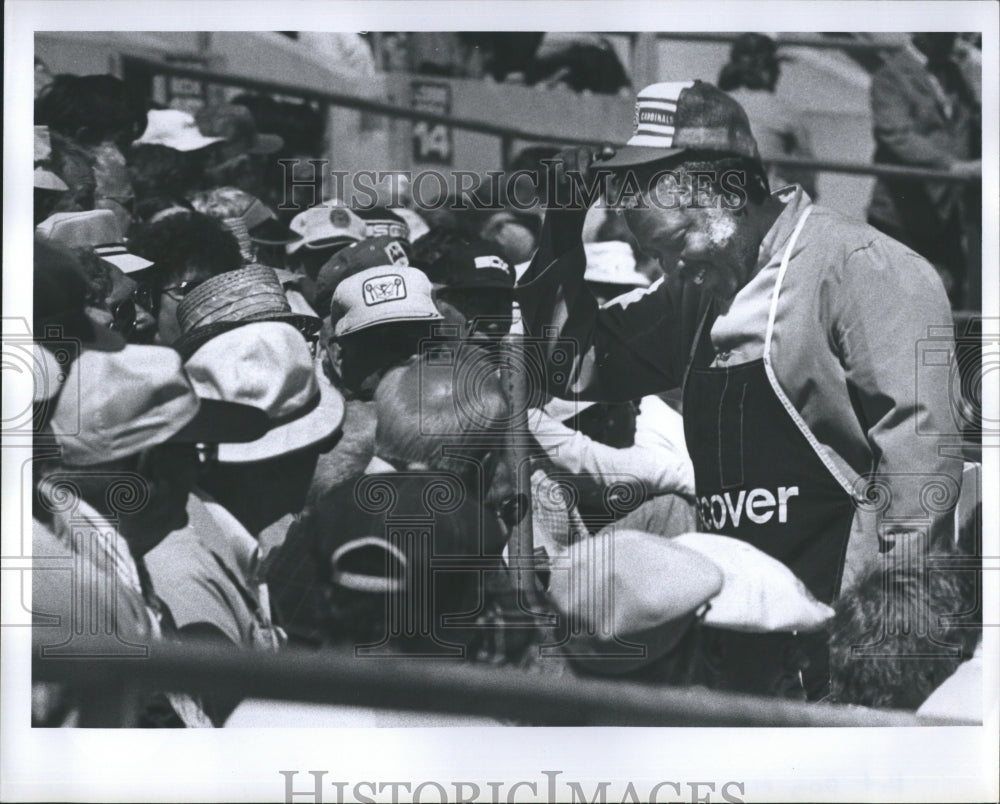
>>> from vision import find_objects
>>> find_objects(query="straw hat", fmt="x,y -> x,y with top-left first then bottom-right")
172,265 -> 322,360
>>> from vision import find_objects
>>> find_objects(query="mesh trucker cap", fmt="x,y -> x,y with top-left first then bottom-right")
599,80 -> 761,169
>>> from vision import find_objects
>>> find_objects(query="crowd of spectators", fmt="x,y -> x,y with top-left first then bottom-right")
28,31 -> 982,727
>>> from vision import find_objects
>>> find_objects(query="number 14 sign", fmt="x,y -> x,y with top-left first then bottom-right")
411,80 -> 453,166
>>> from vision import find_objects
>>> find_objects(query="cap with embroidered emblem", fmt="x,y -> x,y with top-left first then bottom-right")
331,265 -> 442,338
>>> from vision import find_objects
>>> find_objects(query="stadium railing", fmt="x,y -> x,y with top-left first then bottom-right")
33,641 -> 929,728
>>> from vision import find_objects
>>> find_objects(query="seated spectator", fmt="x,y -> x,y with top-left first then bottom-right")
829,510 -> 982,711
421,236 -> 517,344
306,264 -> 444,504
353,205 -> 411,242
313,233 -> 412,316
35,73 -> 145,233
35,209 -> 157,342
32,342 -> 268,726
43,131 -> 97,216
189,185 -> 279,265
33,238 -> 126,353
196,102 -> 284,199
33,126 -> 69,225
127,211 -> 244,344
718,33 -> 818,197
181,318 -> 342,554
268,352 -> 509,655
546,529 -> 722,681
327,264 -> 443,400
129,109 -> 225,222
285,202 -> 367,295
867,33 -> 981,308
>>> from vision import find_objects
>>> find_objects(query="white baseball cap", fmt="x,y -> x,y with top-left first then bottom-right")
330,265 -> 443,338
286,203 -> 367,255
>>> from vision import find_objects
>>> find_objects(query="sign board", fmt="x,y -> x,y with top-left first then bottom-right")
411,80 -> 453,165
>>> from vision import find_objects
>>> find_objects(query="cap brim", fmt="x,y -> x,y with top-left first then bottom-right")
34,168 -> 69,192
597,145 -> 687,170
173,312 -> 323,361
304,236 -> 361,251
100,252 -> 155,275
334,310 -> 443,338
247,132 -> 285,155
217,362 -> 345,462
170,398 -> 271,444
135,135 -> 226,153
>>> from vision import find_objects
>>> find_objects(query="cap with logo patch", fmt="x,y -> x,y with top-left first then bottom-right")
314,235 -> 412,317
330,265 -> 443,338
353,206 -> 411,242
424,239 -> 515,291
286,203 -> 367,255
599,79 -> 761,169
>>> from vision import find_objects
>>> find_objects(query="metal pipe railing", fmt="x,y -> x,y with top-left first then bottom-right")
121,56 -> 980,184
33,643 -> 926,727
652,32 -> 906,53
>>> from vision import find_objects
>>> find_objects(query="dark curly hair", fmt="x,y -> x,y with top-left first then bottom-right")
128,144 -> 210,221
35,74 -> 146,148
127,211 -> 242,289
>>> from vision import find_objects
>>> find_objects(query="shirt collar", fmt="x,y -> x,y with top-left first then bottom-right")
755,184 -> 813,272
364,455 -> 398,474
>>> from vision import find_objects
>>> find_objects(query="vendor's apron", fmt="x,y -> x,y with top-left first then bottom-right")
682,210 -> 855,700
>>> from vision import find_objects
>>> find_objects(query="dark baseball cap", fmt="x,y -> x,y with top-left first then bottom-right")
353,205 -> 411,242
424,239 -> 515,291
314,235 -> 412,316
599,79 -> 761,169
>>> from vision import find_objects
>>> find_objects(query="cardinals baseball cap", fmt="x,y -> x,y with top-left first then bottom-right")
314,235 -> 412,316
330,265 -> 443,338
286,204 -> 367,254
599,80 -> 761,169
424,239 -> 515,291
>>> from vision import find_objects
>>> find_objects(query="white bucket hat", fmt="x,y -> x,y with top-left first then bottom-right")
184,321 -> 345,463
133,109 -> 226,152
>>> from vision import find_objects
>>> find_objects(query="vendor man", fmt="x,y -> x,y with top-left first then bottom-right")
516,80 -> 963,699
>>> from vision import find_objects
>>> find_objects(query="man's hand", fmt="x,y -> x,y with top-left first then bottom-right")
545,144 -> 618,213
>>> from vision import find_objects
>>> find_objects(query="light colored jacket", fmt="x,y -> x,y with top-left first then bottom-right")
516,187 -> 963,574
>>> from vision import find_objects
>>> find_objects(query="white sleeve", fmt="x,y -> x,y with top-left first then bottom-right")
529,398 -> 694,498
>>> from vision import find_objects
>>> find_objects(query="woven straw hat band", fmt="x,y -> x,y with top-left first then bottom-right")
177,266 -> 292,332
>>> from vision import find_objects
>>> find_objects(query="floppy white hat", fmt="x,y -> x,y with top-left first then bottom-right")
133,109 -> 226,152
184,321 -> 345,463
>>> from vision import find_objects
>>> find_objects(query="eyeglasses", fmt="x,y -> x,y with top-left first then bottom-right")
107,283 -> 156,336
161,279 -> 206,304
108,298 -> 137,336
